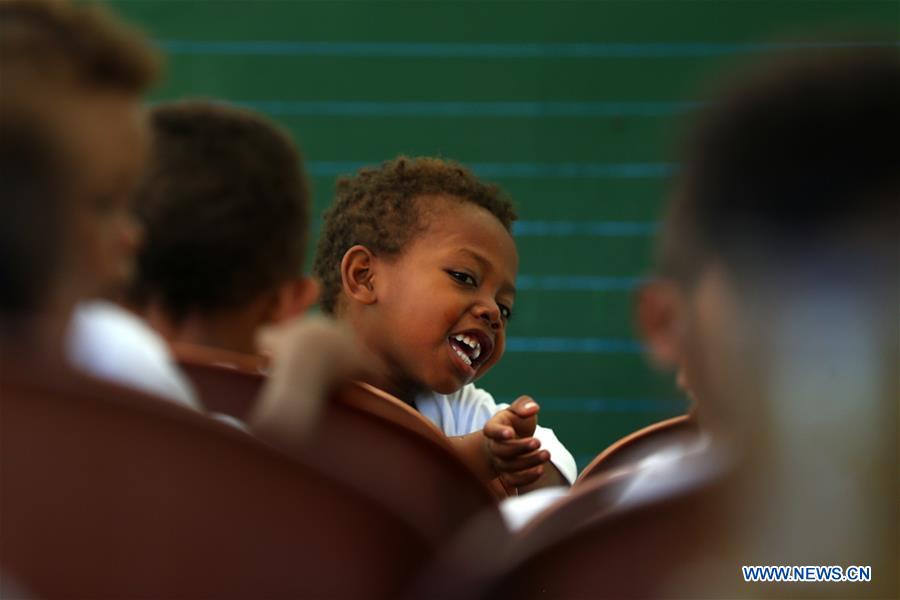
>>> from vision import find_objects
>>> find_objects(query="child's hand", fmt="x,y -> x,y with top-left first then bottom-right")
483,396 -> 551,488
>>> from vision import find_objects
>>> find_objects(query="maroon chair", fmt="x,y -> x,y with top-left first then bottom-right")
480,465 -> 733,600
173,345 -> 504,543
172,341 -> 267,419
0,361 -> 430,599
575,414 -> 698,486
412,450 -> 732,600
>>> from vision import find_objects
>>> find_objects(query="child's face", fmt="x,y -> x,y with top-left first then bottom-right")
366,196 -> 518,398
65,91 -> 147,297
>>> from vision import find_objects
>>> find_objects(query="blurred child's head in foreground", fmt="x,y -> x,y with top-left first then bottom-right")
0,0 -> 158,338
639,49 -> 899,438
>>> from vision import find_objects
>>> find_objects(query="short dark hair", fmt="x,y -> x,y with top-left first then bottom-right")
131,101 -> 310,321
312,156 -> 517,314
659,50 -> 900,284
0,0 -> 159,93
0,107 -> 72,319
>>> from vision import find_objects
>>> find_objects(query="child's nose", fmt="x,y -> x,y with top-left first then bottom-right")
475,303 -> 502,330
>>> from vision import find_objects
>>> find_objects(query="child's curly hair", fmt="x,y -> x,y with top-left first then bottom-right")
313,156 -> 517,314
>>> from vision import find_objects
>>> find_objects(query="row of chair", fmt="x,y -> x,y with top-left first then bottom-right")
1,344 -> 701,598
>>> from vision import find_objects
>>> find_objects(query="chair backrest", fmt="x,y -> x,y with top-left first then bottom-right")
483,470 -> 731,600
416,450 -> 732,600
0,363 -> 429,599
303,380 -> 504,543
346,381 -> 455,448
174,347 -> 502,542
575,414 -> 698,486
406,468 -> 640,600
172,342 -> 267,419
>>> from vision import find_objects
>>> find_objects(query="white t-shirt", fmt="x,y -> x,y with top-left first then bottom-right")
414,384 -> 577,484
66,301 -> 200,410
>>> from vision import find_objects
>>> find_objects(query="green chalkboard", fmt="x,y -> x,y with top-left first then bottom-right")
104,0 -> 897,470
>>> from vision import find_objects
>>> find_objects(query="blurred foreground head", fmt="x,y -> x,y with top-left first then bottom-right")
643,49 -> 898,440
0,0 -> 158,342
639,49 -> 898,592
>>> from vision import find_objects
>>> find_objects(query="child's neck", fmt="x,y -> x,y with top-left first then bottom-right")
339,305 -> 423,405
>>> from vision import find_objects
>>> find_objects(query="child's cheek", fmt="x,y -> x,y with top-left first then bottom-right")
442,305 -> 460,327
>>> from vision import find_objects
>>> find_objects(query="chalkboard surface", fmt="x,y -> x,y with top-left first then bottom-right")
106,0 -> 896,470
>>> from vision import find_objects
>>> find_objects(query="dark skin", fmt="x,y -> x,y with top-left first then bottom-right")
338,198 -> 568,492
448,395 -> 567,493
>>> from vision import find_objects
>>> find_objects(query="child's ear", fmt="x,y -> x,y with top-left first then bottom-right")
340,245 -> 378,306
268,277 -> 320,324
635,278 -> 685,370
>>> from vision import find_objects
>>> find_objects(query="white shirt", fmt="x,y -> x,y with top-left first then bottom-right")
66,301 -> 200,410
414,383 -> 578,484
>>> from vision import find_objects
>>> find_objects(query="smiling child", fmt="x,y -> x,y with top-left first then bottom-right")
313,156 -> 576,491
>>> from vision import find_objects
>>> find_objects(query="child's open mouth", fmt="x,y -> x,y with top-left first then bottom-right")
447,330 -> 493,375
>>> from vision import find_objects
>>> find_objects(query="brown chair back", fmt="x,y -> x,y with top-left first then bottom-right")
575,414 -> 698,486
406,467 -> 641,600
0,364 -> 429,599
483,469 -> 731,600
415,450 -> 731,600
172,342 -> 266,419
310,381 -> 503,542
174,348 -> 502,543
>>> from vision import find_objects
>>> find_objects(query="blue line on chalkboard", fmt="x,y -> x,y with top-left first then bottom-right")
512,221 -> 660,236
494,396 -> 687,413
516,275 -> 648,291
505,337 -> 645,353
312,219 -> 660,237
157,40 -> 900,58
308,161 -> 675,179
234,100 -> 701,117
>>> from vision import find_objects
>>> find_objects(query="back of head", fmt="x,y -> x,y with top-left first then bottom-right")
131,101 -> 309,322
661,49 -> 900,285
655,48 -> 900,444
651,50 -> 899,594
312,156 -> 517,315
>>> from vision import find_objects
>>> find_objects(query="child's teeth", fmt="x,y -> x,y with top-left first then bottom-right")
452,333 -> 482,362
454,347 -> 472,366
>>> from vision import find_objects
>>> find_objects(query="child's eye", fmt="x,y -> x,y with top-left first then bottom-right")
499,304 -> 513,321
447,270 -> 477,286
